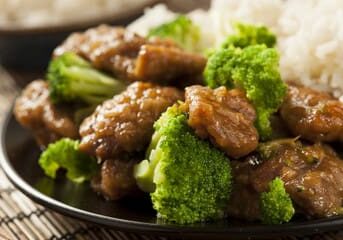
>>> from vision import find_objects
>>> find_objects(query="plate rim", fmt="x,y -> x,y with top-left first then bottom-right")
0,0 -> 159,35
2,103 -> 343,238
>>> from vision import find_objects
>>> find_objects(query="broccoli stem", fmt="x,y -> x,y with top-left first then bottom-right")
135,134 -> 164,192
48,52 -> 126,104
62,66 -> 125,103
134,160 -> 154,192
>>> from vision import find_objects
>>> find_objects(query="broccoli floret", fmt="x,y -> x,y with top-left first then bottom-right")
204,45 -> 287,139
222,22 -> 276,49
148,15 -> 201,52
260,177 -> 295,224
47,52 -> 125,104
134,105 -> 232,224
204,47 -> 239,89
39,138 -> 98,183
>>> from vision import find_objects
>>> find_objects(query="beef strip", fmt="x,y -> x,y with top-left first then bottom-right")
185,85 -> 259,158
79,81 -> 183,160
91,158 -> 141,200
280,84 -> 343,142
227,139 -> 343,221
14,80 -> 79,147
54,25 -> 206,85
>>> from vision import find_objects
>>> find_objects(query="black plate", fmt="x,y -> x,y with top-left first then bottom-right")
1,108 -> 343,240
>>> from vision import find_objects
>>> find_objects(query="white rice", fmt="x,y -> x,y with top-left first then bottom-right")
129,0 -> 343,99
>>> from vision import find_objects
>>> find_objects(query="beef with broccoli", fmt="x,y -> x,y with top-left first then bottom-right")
228,139 -> 343,223
134,104 -> 232,224
12,18 -> 343,226
54,25 -> 206,85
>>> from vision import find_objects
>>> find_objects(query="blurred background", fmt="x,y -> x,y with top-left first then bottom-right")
0,0 -> 209,87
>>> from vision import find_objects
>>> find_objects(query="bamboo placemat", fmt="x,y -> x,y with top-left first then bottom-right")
0,66 -> 343,240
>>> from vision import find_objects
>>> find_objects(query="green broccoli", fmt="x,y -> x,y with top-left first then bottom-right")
222,22 -> 276,49
204,47 -> 239,89
39,138 -> 98,183
204,45 -> 287,139
47,52 -> 125,104
148,15 -> 201,52
134,105 -> 232,224
260,177 -> 295,224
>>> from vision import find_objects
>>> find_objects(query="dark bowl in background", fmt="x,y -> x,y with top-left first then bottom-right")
0,0 -> 158,70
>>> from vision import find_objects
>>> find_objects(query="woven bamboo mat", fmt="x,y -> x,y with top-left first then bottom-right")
0,66 -> 342,240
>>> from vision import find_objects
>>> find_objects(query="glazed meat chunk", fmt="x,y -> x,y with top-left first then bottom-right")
79,82 -> 183,160
91,158 -> 140,200
227,140 -> 343,221
14,80 -> 78,147
185,85 -> 259,158
280,84 -> 343,142
54,25 -> 206,85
